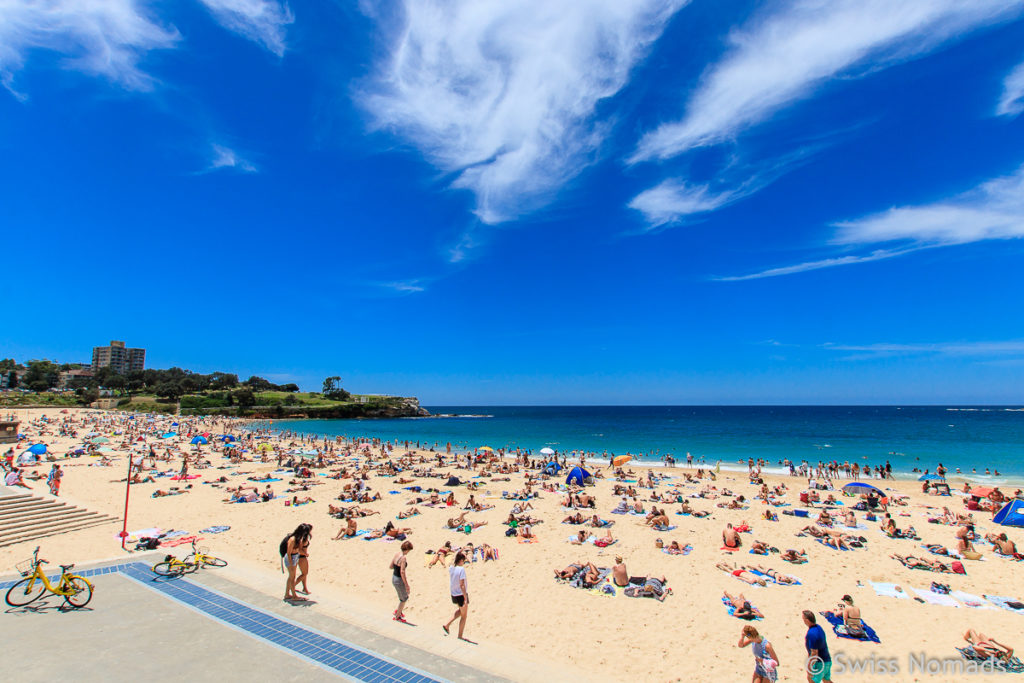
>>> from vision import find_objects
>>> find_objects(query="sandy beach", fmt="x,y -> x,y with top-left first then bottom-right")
4,407 -> 1024,682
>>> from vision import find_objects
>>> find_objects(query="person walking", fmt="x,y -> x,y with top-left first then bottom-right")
802,610 -> 833,683
282,523 -> 312,602
47,464 -> 62,496
443,552 -> 470,641
390,541 -> 413,622
738,624 -> 779,682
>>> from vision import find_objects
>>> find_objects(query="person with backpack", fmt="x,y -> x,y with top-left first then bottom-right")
281,523 -> 312,602
390,540 -> 413,622
443,552 -> 471,641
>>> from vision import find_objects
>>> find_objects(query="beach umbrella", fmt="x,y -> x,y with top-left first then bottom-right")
28,444 -> 47,455
478,446 -> 494,452
970,486 -> 995,498
160,432 -> 176,439
256,442 -> 274,452
88,436 -> 110,444
993,500 -> 1024,527
918,473 -> 944,481
222,435 -> 236,442
171,422 -> 179,427
842,482 -> 884,496
191,436 -> 208,445
612,455 -> 632,467
540,447 -> 555,455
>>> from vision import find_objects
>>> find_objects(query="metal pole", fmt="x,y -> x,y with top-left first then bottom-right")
120,453 -> 133,551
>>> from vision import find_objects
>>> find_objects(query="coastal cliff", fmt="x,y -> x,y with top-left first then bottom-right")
180,396 -> 430,419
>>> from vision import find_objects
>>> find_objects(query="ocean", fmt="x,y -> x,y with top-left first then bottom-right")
266,405 -> 1024,483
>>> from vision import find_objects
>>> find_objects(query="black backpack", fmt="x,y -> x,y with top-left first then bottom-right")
279,534 -> 291,557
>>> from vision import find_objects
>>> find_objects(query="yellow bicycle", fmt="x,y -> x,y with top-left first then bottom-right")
151,540 -> 227,577
5,546 -> 93,608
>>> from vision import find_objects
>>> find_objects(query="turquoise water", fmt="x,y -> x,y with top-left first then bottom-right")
266,406 -> 1024,482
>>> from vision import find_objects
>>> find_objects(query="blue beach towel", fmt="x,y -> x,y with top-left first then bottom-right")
821,611 -> 881,643
662,545 -> 692,556
653,524 -> 677,532
815,537 -> 851,551
749,568 -> 801,586
199,525 -> 231,534
255,477 -> 282,482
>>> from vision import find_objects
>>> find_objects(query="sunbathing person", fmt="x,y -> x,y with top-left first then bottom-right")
579,562 -> 604,588
562,512 -> 585,524
892,553 -> 950,572
625,576 -> 671,601
428,541 -> 454,567
664,540 -> 689,555
554,561 -> 584,580
647,511 -> 671,528
843,510 -> 857,527
517,524 -> 536,540
723,591 -> 763,619
964,629 -> 1015,661
749,540 -> 770,555
447,512 -> 488,530
590,514 -> 611,528
722,523 -> 742,549
751,564 -> 798,585
333,518 -> 358,540
716,562 -> 767,586
570,530 -> 593,545
397,507 -> 421,519
478,543 -> 498,561
291,495 -> 315,505
510,501 -> 533,514
829,594 -> 865,636
781,549 -> 808,564
987,533 -> 1019,557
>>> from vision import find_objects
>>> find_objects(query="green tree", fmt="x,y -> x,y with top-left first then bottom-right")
24,360 -> 59,392
76,387 -> 100,405
322,376 -> 351,401
155,381 -> 184,401
244,376 -> 273,392
233,388 -> 256,407
210,372 -> 239,390
278,383 -> 299,393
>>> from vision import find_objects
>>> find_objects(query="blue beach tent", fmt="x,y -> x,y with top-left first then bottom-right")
28,444 -> 47,455
544,461 -> 562,475
565,466 -> 592,486
191,436 -> 209,445
993,500 -> 1024,528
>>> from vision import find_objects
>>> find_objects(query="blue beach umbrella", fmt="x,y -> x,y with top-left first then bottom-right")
191,436 -> 208,445
28,443 -> 47,455
161,432 -> 176,439
222,435 -> 235,442
918,473 -> 944,481
842,482 -> 884,496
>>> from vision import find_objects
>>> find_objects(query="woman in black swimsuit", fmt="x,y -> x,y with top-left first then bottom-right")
284,523 -> 312,601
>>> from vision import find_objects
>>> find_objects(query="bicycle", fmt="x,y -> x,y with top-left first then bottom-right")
5,546 -> 93,608
152,540 -> 227,577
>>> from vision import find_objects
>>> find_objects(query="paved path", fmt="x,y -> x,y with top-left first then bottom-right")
2,560 -> 504,682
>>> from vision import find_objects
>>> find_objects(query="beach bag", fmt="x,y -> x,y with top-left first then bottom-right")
951,561 -> 965,574
505,528 -> 516,537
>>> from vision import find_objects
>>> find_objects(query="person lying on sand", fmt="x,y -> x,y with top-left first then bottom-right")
723,591 -> 762,619
750,540 -> 770,555
625,576 -> 672,601
446,512 -> 487,530
590,514 -> 611,527
554,561 -> 583,580
397,507 -> 421,519
751,564 -> 798,585
892,553 -> 950,572
570,530 -> 592,545
562,512 -> 585,524
428,542 -> 454,567
663,540 -> 689,554
782,549 -> 808,564
965,629 -> 1015,661
716,562 -> 767,586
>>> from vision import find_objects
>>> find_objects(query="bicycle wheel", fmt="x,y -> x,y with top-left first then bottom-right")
202,556 -> 227,568
152,561 -> 187,577
63,577 -> 93,608
5,577 -> 46,607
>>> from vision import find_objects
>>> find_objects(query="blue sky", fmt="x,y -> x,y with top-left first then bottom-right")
2,0 -> 1024,405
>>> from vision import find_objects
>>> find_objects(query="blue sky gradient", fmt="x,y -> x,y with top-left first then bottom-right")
2,0 -> 1024,404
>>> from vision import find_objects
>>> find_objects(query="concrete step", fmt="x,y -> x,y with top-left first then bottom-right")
0,510 -> 115,535
0,502 -> 71,518
0,498 -> 60,512
0,517 -> 119,548
0,506 -> 80,527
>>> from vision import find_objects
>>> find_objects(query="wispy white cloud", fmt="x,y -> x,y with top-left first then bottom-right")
719,164 -> 1024,281
996,58 -> 1024,117
632,0 -> 1022,163
359,0 -> 688,226
0,0 -> 179,92
196,0 -> 293,56
627,179 -> 735,229
824,340 -> 1024,361
379,280 -> 425,294
207,143 -> 258,173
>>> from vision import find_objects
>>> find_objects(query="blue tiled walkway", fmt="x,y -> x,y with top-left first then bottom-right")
4,562 -> 446,683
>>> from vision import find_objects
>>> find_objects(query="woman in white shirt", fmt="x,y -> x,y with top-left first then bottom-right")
443,552 -> 470,640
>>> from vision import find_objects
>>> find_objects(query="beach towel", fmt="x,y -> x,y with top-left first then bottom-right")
720,545 -> 740,552
722,596 -> 762,620
163,530 -> 189,538
661,545 -> 693,556
652,525 -> 677,532
170,474 -> 200,480
518,537 -> 540,544
921,544 -> 962,559
984,595 -> 1024,613
949,590 -> 995,609
956,648 -> 1024,673
118,527 -> 162,541
199,525 -> 231,534
912,587 -> 960,607
870,582 -> 909,599
255,477 -> 282,483
339,529 -> 370,540
821,611 -> 880,643
160,535 -> 202,548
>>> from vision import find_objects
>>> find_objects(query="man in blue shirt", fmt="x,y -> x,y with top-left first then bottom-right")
803,610 -> 833,682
